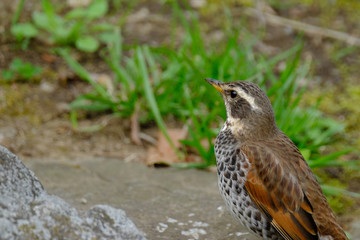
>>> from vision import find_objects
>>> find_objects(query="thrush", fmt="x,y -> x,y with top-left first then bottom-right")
206,78 -> 348,240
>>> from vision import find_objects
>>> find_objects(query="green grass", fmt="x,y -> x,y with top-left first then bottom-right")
31,1 -> 357,198
11,0 -> 114,52
1,58 -> 42,82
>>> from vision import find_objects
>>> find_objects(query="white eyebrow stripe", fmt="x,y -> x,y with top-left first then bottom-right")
237,89 -> 260,111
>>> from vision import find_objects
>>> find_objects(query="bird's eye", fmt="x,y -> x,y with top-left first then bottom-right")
230,91 -> 237,98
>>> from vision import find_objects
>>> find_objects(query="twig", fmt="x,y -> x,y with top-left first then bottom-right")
139,133 -> 157,145
245,8 -> 360,47
130,103 -> 142,146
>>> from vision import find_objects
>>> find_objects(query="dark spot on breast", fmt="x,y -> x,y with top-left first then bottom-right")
249,225 -> 257,233
219,162 -> 224,171
235,185 -> 242,194
239,170 -> 245,177
225,189 -> 230,195
232,174 -> 238,181
254,211 -> 261,221
230,155 -> 236,165
265,221 -> 271,231
224,171 -> 231,179
228,165 -> 235,171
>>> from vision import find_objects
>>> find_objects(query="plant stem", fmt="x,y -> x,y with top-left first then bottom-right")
12,0 -> 25,25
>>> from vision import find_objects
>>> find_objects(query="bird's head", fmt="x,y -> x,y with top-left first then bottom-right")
206,78 -> 277,140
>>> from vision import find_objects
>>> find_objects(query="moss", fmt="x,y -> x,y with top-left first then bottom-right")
0,85 -> 44,125
323,178 -> 355,214
303,82 -> 360,149
327,193 -> 355,215
0,85 -> 34,116
303,80 -> 360,213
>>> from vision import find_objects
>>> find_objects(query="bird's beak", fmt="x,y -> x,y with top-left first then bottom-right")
205,78 -> 225,94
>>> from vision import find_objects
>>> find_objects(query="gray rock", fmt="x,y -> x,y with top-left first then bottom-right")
0,145 -> 146,240
26,156 -> 259,240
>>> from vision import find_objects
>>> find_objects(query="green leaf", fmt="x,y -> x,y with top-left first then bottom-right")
19,63 -> 42,79
32,12 -> 50,29
53,26 -> 72,43
11,23 -> 38,39
10,58 -> 24,70
32,11 -> 63,32
57,48 -> 109,98
12,0 -> 25,25
308,149 -> 353,168
41,0 -> 57,29
299,148 -> 311,161
1,70 -> 14,81
65,8 -> 88,19
99,32 -> 117,45
75,36 -> 99,52
4,58 -> 42,80
86,0 -> 108,19
70,109 -> 106,132
91,23 -> 115,32
321,185 -> 360,198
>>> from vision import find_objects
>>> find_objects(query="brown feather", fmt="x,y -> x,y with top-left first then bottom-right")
242,144 -> 319,240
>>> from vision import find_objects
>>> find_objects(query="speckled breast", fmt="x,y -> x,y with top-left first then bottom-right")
214,127 -> 282,240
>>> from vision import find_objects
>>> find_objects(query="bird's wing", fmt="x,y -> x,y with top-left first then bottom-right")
241,143 -> 319,240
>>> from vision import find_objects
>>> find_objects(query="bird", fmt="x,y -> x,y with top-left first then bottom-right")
205,78 -> 348,240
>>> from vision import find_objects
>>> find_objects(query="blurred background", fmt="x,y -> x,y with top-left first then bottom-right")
0,0 -> 359,232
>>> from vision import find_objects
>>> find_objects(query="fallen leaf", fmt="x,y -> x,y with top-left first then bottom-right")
41,53 -> 56,63
146,128 -> 187,166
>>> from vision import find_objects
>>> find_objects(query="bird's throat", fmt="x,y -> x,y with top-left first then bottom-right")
224,116 -> 277,142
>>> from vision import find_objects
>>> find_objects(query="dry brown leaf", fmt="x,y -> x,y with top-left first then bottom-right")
146,128 -> 187,166
41,53 -> 56,63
